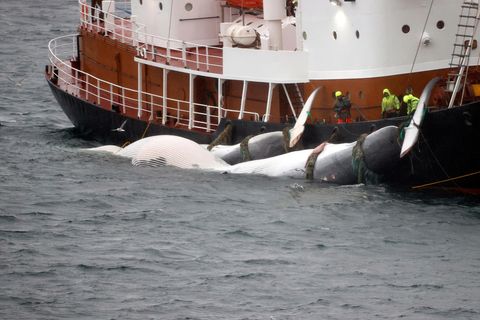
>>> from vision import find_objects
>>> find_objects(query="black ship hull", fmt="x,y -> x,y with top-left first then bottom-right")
48,78 -> 480,192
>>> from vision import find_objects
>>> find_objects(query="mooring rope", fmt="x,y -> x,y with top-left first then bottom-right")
239,134 -> 254,161
412,170 -> 480,190
141,121 -> 152,139
305,151 -> 320,180
282,126 -> 294,152
351,134 -> 380,184
207,123 -> 233,150
304,142 -> 327,180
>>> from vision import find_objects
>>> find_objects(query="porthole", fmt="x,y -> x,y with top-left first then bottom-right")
333,31 -> 337,40
302,31 -> 307,40
402,24 -> 410,34
159,2 -> 163,10
355,30 -> 360,39
185,2 -> 193,11
358,90 -> 364,99
139,0 -> 142,5
436,20 -> 445,29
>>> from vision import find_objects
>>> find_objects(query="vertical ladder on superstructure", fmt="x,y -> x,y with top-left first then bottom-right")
447,0 -> 480,108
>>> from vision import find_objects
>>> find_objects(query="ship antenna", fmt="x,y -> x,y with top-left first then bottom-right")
407,0 -> 434,85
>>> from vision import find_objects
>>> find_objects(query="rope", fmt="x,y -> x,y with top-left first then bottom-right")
397,120 -> 411,143
141,121 -> 151,139
305,152 -> 319,180
408,0 -> 434,80
282,126 -> 294,152
351,134 -> 380,184
412,170 -> 480,190
239,135 -> 254,161
207,123 -> 233,150
327,126 -> 338,142
304,142 -> 327,180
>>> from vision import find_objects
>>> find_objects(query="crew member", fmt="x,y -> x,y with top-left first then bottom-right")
403,94 -> 420,115
381,88 -> 400,118
333,91 -> 352,123
91,0 -> 103,20
287,0 -> 298,16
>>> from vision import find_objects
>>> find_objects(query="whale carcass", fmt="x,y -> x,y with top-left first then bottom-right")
87,126 -> 401,185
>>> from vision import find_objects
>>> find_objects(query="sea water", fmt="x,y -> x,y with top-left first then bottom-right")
1,1 -> 479,319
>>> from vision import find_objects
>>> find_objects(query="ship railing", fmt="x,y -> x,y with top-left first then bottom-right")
48,34 -> 258,133
78,0 -> 224,74
79,0 -> 145,47
136,35 -> 224,74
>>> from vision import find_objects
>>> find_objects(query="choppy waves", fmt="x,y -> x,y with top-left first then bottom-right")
1,0 -> 480,319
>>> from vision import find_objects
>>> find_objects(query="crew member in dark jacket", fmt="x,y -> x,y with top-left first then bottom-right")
333,91 -> 352,123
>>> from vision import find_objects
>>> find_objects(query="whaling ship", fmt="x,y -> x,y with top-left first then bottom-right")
46,0 -> 480,192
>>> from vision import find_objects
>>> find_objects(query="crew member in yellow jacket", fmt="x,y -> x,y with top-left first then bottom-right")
403,94 -> 420,115
381,88 -> 400,118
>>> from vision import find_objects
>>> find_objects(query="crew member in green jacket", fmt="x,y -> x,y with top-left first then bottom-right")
403,94 -> 420,115
381,88 -> 400,118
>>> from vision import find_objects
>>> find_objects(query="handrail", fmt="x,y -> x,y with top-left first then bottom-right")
78,0 -> 224,73
48,34 -> 259,133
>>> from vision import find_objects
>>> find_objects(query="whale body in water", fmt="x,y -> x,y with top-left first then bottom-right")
208,131 -> 288,165
87,126 -> 401,184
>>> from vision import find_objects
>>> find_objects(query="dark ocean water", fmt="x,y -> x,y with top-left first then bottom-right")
1,1 -> 480,319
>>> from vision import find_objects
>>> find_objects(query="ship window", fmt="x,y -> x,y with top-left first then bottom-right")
355,30 -> 360,39
139,0 -> 142,5
437,20 -> 445,29
333,31 -> 337,40
302,31 -> 307,40
159,2 -> 163,10
402,25 -> 410,34
185,3 -> 193,11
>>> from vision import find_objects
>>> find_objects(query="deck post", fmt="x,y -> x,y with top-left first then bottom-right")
102,1 -> 115,36
182,42 -> 187,68
188,74 -> 196,129
166,40 -> 171,64
88,3 -> 92,31
86,74 -> 89,101
264,83 -> 277,122
162,69 -> 169,125
110,84 -> 113,107
122,88 -> 125,113
206,46 -> 210,71
97,78 -> 101,105
239,80 -> 248,120
137,62 -> 142,118
217,78 -> 224,124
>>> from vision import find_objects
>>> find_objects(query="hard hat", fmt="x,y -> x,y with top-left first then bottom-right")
335,91 -> 342,97
383,88 -> 390,95
403,94 -> 412,103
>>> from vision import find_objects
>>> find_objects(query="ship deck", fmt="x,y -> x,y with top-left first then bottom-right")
82,5 -> 225,75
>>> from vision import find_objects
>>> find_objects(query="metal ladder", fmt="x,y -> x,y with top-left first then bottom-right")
282,83 -> 305,120
447,0 -> 480,108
